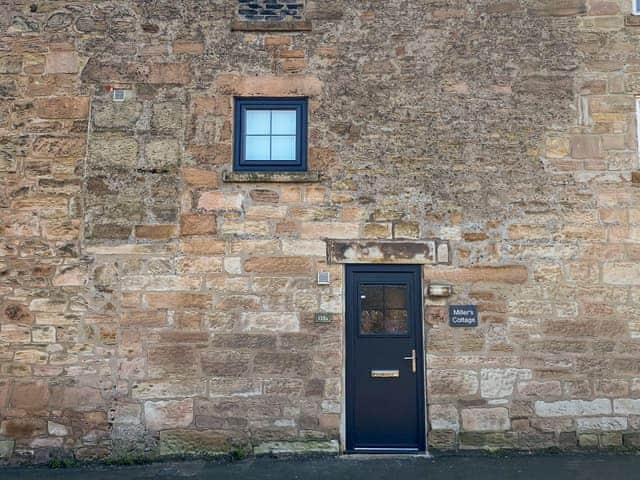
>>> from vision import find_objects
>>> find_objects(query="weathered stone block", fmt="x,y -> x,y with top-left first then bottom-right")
34,96 -> 89,119
535,399 -> 612,417
240,312 -> 299,332
87,135 -> 138,169
427,370 -> 478,397
244,256 -> 313,275
180,214 -> 217,236
461,408 -> 510,432
144,399 -> 193,431
144,138 -> 181,170
92,101 -> 142,130
480,368 -> 532,399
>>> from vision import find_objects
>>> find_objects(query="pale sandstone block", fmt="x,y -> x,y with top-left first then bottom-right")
535,399 -> 612,417
461,407 -> 510,432
144,399 -> 193,431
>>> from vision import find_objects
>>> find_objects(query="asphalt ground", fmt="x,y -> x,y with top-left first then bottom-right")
3,453 -> 640,479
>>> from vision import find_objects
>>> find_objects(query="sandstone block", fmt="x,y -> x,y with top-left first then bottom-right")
216,74 -> 323,96
0,418 -> 47,439
159,429 -> 232,456
240,312 -> 299,333
253,352 -> 312,377
427,369 -> 478,396
201,351 -> 252,377
0,440 -> 14,459
34,96 -> 89,119
577,417 -> 627,432
88,135 -> 138,169
49,386 -> 103,410
148,345 -> 198,376
603,263 -> 640,285
183,168 -> 220,187
132,380 -> 205,399
92,101 -> 142,130
613,398 -> 640,415
198,192 -> 243,210
134,224 -> 176,240
244,257 -> 313,275
144,399 -> 193,431
425,265 -> 528,284
31,136 -> 85,158
429,404 -> 460,431
47,421 -> 69,436
45,51 -> 78,74
10,381 -> 48,409
180,214 -> 217,236
144,138 -> 181,169
461,407 -> 510,432
535,399 -> 611,417
209,377 -> 262,398
480,368 -> 532,399
152,102 -> 184,131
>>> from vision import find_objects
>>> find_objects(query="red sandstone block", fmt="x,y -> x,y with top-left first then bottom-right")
134,224 -> 177,240
243,256 -> 314,275
173,41 -> 204,55
34,97 -> 89,119
180,214 -> 217,236
424,265 -> 529,284
145,292 -> 210,309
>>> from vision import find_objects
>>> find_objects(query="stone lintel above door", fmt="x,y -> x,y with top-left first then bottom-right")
326,239 -> 450,265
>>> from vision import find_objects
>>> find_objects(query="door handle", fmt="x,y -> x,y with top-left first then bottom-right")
403,349 -> 416,373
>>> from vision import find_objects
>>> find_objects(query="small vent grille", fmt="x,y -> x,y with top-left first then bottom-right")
112,89 -> 126,102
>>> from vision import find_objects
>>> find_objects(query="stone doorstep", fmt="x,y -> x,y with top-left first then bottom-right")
326,239 -> 449,265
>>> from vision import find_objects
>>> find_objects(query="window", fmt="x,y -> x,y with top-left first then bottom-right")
635,0 -> 640,15
233,98 -> 308,172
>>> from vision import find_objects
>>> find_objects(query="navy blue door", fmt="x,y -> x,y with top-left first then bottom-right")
346,265 -> 425,453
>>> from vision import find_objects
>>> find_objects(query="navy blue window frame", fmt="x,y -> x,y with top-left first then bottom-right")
233,97 -> 308,172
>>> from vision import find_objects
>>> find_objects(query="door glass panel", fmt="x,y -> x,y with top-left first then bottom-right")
360,284 -> 408,335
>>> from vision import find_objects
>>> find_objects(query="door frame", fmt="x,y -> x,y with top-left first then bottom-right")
343,264 -> 426,454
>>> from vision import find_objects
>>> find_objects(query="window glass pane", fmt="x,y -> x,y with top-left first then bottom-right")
271,136 -> 296,161
246,135 -> 270,160
246,110 -> 270,135
361,285 -> 383,310
360,310 -> 384,334
385,286 -> 407,309
359,284 -> 409,335
271,110 -> 297,135
384,310 -> 408,334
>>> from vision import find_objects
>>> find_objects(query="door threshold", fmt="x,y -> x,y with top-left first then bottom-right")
341,451 -> 431,460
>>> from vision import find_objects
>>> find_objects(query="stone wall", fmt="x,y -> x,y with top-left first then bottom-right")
1,0 -> 640,465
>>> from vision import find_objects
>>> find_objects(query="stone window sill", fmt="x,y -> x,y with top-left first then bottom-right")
231,20 -> 312,32
625,15 -> 640,26
222,170 -> 320,183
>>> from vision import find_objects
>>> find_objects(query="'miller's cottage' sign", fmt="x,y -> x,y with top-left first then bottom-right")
449,305 -> 478,327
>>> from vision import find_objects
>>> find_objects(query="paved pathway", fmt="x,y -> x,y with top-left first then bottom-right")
3,453 -> 640,479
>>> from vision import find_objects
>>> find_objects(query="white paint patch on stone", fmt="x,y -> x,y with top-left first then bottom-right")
535,399 -> 612,417
576,417 -> 628,432
480,368 -> 532,399
613,398 -> 640,415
